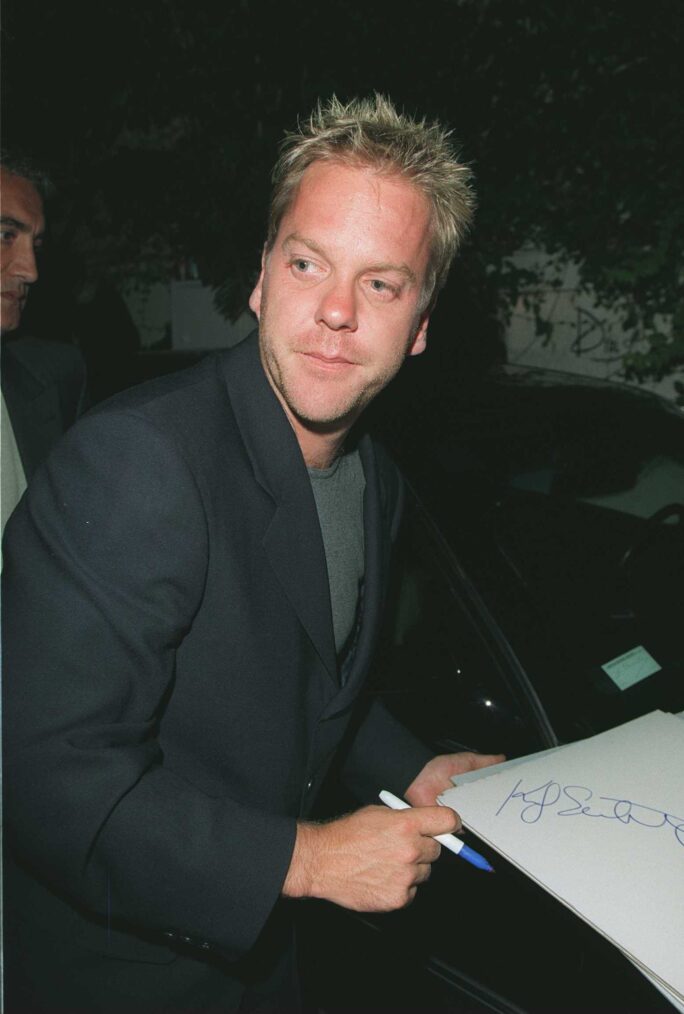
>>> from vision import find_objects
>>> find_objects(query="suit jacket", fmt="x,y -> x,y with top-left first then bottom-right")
1,335 -> 88,480
3,333 -> 432,1009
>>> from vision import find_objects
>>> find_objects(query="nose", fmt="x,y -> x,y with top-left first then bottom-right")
315,276 -> 358,332
11,239 -> 39,285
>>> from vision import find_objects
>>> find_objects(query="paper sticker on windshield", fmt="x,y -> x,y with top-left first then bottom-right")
601,646 -> 661,690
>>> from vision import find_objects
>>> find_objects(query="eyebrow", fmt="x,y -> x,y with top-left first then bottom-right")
1,216 -> 30,232
0,215 -> 45,241
282,233 -> 417,285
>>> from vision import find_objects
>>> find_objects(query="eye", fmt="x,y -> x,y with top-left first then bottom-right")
288,256 -> 325,284
368,278 -> 399,299
1,229 -> 17,244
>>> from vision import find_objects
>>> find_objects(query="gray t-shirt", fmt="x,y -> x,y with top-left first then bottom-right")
308,449 -> 366,656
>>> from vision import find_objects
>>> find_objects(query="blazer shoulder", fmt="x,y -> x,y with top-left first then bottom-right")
79,352 -> 243,477
88,353 -> 224,425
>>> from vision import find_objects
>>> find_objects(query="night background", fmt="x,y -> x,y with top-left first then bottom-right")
3,0 -> 683,403
3,6 -> 684,1010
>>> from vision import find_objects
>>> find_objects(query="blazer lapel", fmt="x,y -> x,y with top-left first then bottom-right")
1,342 -> 64,480
219,335 -> 338,684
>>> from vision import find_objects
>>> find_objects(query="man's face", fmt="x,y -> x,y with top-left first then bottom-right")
1,168 -> 45,334
249,161 -> 432,440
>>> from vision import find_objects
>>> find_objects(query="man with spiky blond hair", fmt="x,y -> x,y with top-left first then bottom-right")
4,95 -> 500,1011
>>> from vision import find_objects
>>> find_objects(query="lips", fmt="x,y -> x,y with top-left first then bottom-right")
300,350 -> 356,368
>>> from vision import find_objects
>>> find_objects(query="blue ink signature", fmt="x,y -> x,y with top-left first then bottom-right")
495,779 -> 684,848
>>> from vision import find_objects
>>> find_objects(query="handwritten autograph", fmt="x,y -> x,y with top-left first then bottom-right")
496,779 -> 684,848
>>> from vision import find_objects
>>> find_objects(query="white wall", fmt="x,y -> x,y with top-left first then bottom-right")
122,281 -> 254,351
504,247 -> 678,403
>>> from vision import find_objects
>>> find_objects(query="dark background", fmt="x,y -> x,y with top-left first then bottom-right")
2,7 -> 683,1009
2,0 -> 683,394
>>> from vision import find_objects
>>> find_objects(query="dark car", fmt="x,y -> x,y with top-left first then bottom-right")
301,364 -> 684,1012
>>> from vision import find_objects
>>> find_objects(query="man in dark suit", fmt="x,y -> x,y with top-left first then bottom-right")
3,96 -> 501,1012
1,153 -> 87,530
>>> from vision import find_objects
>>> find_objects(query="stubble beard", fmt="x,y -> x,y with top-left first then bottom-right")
259,324 -> 415,436
260,329 -> 374,432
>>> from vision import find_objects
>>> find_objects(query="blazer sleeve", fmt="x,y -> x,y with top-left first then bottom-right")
2,408 -> 296,960
338,698 -> 434,803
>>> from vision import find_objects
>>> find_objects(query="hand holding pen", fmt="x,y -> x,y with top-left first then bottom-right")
380,790 -> 494,872
283,799 -> 464,911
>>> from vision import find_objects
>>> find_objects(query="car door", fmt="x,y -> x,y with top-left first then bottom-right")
302,488 -> 672,1013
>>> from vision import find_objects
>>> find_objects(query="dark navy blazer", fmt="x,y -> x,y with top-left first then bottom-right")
3,333 -> 432,1007
1,335 -> 88,480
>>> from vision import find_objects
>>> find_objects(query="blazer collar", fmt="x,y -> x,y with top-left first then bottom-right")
217,334 -> 389,701
218,332 -> 309,503
218,333 -> 338,681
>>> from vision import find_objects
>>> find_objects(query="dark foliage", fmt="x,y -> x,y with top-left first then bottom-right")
3,0 -> 682,382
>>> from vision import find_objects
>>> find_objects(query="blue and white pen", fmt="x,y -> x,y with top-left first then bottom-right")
379,789 -> 495,873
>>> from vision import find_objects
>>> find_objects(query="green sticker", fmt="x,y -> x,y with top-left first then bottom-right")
601,645 -> 661,690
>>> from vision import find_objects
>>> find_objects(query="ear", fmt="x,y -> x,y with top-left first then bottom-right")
407,313 -> 429,357
248,247 -> 268,320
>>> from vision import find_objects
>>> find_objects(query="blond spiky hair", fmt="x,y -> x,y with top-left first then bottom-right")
266,94 -> 476,307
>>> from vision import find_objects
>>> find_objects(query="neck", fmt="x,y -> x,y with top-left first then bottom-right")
295,424 -> 348,469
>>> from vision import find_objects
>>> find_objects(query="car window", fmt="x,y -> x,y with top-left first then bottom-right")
497,384 -> 684,520
485,487 -> 684,740
382,373 -> 684,747
579,453 -> 684,518
367,494 -> 550,759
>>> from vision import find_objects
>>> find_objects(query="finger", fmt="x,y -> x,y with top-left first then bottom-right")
413,862 -> 433,885
468,752 -> 506,770
413,805 -> 461,837
419,839 -> 441,864
436,804 -> 463,834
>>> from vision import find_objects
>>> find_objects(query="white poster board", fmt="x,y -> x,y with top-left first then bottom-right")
439,711 -> 684,1009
